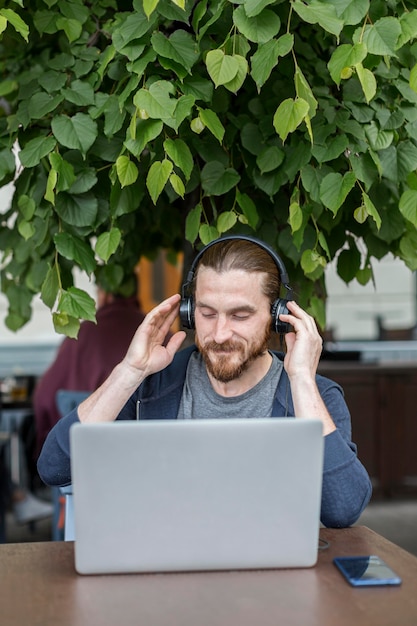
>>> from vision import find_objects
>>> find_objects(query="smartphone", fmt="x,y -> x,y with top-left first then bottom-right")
333,555 -> 402,587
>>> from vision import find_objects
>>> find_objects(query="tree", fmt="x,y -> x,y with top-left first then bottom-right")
1,0 -> 417,337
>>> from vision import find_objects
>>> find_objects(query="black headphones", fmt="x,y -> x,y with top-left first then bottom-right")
179,235 -> 293,334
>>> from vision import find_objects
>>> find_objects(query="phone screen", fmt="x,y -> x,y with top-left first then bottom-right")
333,555 -> 402,586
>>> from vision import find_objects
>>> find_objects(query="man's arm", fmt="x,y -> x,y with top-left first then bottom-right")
279,300 -> 336,435
77,293 -> 186,423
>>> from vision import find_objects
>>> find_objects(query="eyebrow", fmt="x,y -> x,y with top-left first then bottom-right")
196,301 -> 257,315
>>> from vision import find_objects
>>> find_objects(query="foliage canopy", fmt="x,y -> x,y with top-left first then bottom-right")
1,0 -> 417,336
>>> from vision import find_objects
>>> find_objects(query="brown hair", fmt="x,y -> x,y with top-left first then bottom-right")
193,239 -> 281,305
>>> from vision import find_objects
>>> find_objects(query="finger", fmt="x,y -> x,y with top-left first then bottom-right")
165,330 -> 187,357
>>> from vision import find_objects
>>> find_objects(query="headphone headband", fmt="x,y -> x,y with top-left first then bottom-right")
183,234 -> 291,290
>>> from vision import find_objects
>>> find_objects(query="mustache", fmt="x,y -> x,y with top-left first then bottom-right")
204,341 -> 243,353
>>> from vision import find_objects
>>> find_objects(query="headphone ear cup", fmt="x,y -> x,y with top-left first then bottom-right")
179,296 -> 195,329
271,299 -> 291,334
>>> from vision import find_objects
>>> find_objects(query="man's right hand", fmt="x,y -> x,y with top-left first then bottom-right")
123,293 -> 187,381
78,294 -> 186,423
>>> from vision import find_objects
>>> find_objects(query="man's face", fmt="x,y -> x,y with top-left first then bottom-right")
194,267 -> 271,383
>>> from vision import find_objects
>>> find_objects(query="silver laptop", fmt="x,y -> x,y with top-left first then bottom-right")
69,418 -> 324,575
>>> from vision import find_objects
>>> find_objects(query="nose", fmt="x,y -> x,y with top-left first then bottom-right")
212,315 -> 233,343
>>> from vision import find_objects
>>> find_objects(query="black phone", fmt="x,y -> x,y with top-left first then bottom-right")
333,555 -> 402,587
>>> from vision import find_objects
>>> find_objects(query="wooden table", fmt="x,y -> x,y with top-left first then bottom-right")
2,527 -> 417,626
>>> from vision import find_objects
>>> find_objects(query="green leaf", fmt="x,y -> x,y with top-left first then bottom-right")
251,35 -> 293,91
399,189 -> 417,227
356,63 -> 376,104
410,63 -> 417,94
41,265 -> 60,309
236,190 -> 259,229
292,0 -> 343,37
54,233 -> 96,274
164,138 -> 194,181
379,141 -> 417,184
127,48 -> 157,79
365,122 -> 394,151
17,195 -> 36,220
294,66 -> 318,117
45,167 -> 57,204
48,154 -> 75,191
143,0 -> 159,18
185,203 -> 203,243
62,79 -> 95,106
300,249 -> 326,277
125,119 -> 163,158
95,228 -> 122,262
319,171 -> 356,215
222,55 -> 248,93
133,81 -> 177,121
273,98 -> 309,143
171,94 -> 195,131
0,79 -> 18,96
0,148 -> 15,181
337,246 -> 361,283
318,231 -> 331,260
358,17 -> 402,56
327,43 -> 367,86
51,113 -> 98,157
56,16 -> 82,42
256,146 -> 285,173
201,161 -> 240,195
59,287 -> 96,322
288,197 -> 303,233
233,6 -> 281,44
53,312 -> 81,338
68,169 -> 97,194
170,172 -> 185,198
206,50 -> 239,87
183,76 -> 213,103
146,159 -> 174,204
243,0 -> 275,17
17,220 -> 35,240
19,136 -> 57,167
55,192 -> 98,227
356,267 -> 373,286
362,192 -> 382,230
112,10 -> 157,53
398,9 -> 417,48
399,227 -> 417,271
332,0 -> 369,25
311,134 -> 349,164
28,92 -> 64,120
198,108 -> 225,143
116,155 -> 139,187
217,211 -> 237,233
199,224 -> 219,245
151,30 -> 199,73
0,8 -> 29,41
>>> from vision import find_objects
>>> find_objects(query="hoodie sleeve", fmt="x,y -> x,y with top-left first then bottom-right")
316,375 -> 372,528
37,408 -> 80,487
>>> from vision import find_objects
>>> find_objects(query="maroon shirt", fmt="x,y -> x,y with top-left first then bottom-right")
33,297 -> 146,454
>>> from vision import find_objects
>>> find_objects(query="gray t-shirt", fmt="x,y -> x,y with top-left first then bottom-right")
177,351 -> 283,420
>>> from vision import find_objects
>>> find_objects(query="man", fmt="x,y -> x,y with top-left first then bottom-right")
37,236 -> 372,528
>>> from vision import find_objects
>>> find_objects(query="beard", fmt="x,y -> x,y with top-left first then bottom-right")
196,325 -> 271,383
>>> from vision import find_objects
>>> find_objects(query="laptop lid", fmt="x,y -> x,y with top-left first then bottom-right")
70,418 -> 323,575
